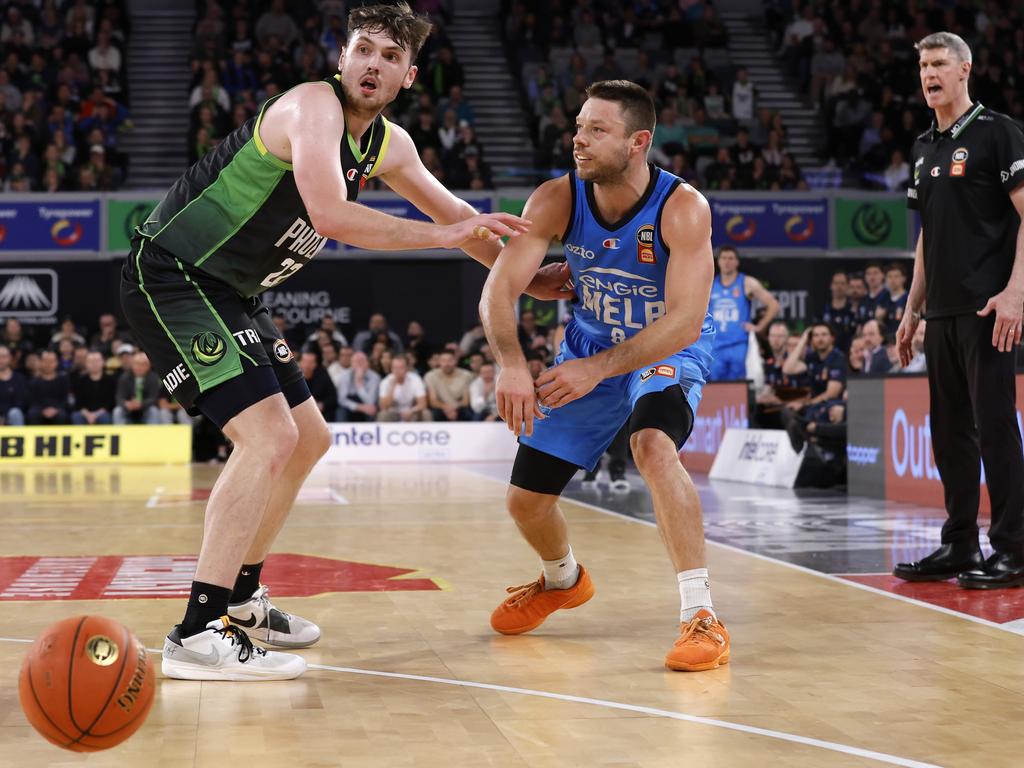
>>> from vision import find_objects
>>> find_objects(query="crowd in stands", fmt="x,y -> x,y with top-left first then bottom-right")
187,0 -> 492,187
768,0 -> 1024,187
1,0 -> 133,192
0,306 -> 563,458
502,0 -> 808,190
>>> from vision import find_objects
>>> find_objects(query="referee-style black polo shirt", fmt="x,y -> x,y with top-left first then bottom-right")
907,102 -> 1024,318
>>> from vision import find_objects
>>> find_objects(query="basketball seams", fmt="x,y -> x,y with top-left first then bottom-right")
25,658 -> 80,744
66,622 -> 133,747
64,616 -> 88,743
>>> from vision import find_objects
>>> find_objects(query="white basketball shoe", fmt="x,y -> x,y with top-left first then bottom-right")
227,585 -> 321,648
161,617 -> 306,681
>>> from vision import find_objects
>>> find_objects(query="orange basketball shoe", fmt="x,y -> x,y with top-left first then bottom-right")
664,609 -> 730,672
490,565 -> 595,635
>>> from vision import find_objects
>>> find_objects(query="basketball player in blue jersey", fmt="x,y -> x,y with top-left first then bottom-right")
709,245 -> 779,380
480,81 -> 730,672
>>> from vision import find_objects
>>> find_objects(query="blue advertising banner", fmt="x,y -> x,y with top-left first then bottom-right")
0,200 -> 101,252
710,198 -> 829,250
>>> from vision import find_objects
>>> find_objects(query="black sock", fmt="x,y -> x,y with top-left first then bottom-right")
230,561 -> 264,604
180,581 -> 232,637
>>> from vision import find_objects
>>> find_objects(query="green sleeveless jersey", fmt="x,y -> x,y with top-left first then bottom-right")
137,75 -> 392,298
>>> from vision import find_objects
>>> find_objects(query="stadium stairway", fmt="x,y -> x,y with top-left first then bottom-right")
448,3 -> 534,184
121,5 -> 194,190
718,10 -> 823,170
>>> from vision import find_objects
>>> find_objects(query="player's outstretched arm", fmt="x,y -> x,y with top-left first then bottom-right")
536,186 -> 714,410
277,84 -> 529,250
480,177 -> 570,436
377,123 -> 572,300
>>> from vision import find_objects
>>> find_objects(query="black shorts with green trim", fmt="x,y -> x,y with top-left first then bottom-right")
120,237 -> 301,412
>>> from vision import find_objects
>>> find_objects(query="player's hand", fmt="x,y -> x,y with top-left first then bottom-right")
742,322 -> 756,333
496,365 -> 544,437
441,213 -> 532,249
535,357 -> 602,409
977,288 -> 1024,352
525,261 -> 575,301
895,309 -> 920,367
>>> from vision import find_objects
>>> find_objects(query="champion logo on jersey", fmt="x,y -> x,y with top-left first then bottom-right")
636,224 -> 656,264
346,168 -> 358,181
602,237 -> 620,249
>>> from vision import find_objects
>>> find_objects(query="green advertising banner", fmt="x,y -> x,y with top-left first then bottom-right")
498,196 -> 526,216
835,197 -> 908,250
107,199 -> 158,252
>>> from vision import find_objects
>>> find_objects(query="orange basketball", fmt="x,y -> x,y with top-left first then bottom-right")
18,615 -> 156,752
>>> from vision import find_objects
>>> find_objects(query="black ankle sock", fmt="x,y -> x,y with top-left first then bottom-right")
230,561 -> 264,604
180,581 -> 232,637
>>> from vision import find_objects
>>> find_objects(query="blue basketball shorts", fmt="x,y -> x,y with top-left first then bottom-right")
520,322 -> 711,471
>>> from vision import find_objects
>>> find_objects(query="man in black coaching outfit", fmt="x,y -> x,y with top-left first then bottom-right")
893,32 -> 1024,588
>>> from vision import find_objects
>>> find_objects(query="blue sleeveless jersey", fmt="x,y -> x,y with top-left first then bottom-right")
710,272 -> 751,350
562,164 -> 715,357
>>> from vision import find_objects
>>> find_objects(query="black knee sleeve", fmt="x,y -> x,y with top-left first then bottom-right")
628,385 -> 694,449
510,443 -> 581,496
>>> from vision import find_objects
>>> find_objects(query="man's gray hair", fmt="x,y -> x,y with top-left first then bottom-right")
915,31 -> 972,63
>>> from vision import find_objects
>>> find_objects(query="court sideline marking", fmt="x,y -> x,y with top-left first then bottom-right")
0,635 -> 938,768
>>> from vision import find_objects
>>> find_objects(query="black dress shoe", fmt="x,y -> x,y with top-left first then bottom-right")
957,552 -> 1024,589
893,543 -> 984,582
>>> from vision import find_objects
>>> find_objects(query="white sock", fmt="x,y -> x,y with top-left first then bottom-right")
678,568 -> 714,622
542,547 -> 579,590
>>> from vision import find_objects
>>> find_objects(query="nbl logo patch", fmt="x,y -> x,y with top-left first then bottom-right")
950,147 -> 968,177
190,331 -> 227,366
639,364 -> 676,381
273,339 -> 292,363
636,224 -> 656,264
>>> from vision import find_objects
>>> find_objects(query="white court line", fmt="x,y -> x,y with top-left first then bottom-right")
551,489 -> 1024,638
0,635 -> 939,768
328,488 -> 349,505
145,486 -> 165,509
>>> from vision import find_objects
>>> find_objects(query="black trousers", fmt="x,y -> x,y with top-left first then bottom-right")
925,314 -> 1024,554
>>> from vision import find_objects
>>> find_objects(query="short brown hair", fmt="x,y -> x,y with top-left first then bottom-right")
348,2 -> 433,62
585,80 -> 656,135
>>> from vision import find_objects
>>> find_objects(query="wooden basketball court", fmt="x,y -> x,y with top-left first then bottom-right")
1,460 -> 1022,767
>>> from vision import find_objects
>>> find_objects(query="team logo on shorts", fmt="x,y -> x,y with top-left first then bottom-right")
190,331 -> 226,366
639,364 -> 676,381
636,224 -> 656,264
273,339 -> 292,363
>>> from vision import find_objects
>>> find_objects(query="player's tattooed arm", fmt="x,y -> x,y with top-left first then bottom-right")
481,177 -> 571,436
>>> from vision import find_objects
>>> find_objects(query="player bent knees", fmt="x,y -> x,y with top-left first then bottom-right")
295,417 -> 331,466
630,428 -> 678,477
506,485 -> 559,526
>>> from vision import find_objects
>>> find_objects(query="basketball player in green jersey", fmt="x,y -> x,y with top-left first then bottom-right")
122,2 -> 564,681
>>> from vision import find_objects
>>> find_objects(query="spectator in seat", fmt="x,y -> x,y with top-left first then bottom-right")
158,383 -> 197,425
754,319 -> 792,420
113,351 -> 161,424
860,319 -> 892,374
71,350 -> 116,425
299,350 -> 338,421
255,0 -> 300,50
821,269 -> 857,353
352,313 -> 404,355
862,262 -> 889,318
0,346 -> 28,426
899,321 -> 927,374
338,350 -> 380,422
305,315 -> 349,350
378,356 -> 430,422
470,361 -> 499,421
781,322 -> 847,422
28,350 -> 70,425
877,262 -> 908,335
424,350 -> 473,421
